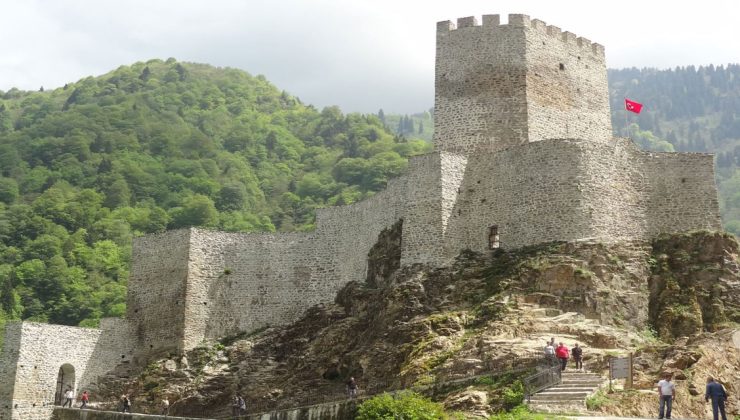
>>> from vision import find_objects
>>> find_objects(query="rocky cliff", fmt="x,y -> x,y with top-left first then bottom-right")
90,230 -> 740,419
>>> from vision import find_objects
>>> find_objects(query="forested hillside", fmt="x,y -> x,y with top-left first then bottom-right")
0,59 -> 430,331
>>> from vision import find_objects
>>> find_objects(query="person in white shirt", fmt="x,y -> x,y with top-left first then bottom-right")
61,388 -> 74,408
656,373 -> 676,419
543,341 -> 556,364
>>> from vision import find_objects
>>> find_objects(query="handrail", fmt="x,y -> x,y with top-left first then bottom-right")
522,363 -> 561,402
36,351 -> 555,419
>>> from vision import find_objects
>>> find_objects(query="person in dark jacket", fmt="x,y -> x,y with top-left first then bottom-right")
346,377 -> 358,399
705,376 -> 728,420
120,394 -> 131,413
572,343 -> 583,371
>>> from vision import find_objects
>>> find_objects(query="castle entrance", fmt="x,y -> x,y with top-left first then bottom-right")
54,364 -> 75,405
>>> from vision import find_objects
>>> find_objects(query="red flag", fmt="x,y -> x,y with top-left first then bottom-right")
625,98 -> 643,114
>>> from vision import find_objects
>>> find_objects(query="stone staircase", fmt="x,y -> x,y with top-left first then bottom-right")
528,371 -> 604,413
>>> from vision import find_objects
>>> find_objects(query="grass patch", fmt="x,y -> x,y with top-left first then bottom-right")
585,389 -> 610,411
574,266 -> 595,279
489,405 -> 568,419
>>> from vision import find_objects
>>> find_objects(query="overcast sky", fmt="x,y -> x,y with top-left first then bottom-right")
1,0 -> 738,113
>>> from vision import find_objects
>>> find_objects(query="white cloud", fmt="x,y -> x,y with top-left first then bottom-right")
1,0 -> 738,113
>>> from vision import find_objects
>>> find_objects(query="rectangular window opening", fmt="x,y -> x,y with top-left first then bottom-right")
488,225 -> 500,249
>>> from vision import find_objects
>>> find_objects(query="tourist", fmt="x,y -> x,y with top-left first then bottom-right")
572,343 -> 583,371
238,395 -> 246,417
80,391 -> 89,409
231,395 -> 240,419
62,387 -> 74,408
544,341 -> 555,363
555,342 -> 569,371
549,337 -> 555,348
120,394 -> 131,413
161,397 -> 170,416
657,373 -> 675,419
346,377 -> 358,399
705,376 -> 728,420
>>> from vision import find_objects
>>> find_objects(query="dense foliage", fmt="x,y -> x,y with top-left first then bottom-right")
355,391 -> 447,420
0,59 -> 430,330
608,65 -> 740,234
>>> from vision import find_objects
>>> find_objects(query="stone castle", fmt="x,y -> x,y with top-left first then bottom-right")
0,14 -> 722,420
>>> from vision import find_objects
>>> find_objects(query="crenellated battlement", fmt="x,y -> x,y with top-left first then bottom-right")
436,14 -> 605,57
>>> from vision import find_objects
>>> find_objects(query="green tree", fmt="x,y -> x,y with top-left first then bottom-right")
0,177 -> 19,204
170,194 -> 219,228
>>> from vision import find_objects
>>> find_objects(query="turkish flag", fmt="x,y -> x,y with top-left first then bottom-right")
625,98 -> 643,114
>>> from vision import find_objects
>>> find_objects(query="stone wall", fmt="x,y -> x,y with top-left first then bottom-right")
642,151 -> 722,236
434,14 -> 611,155
443,139 -> 593,253
440,138 -> 722,254
51,399 -> 358,420
523,16 -> 611,144
0,322 -> 131,420
434,15 -> 529,153
0,322 -> 22,420
52,408 -> 203,420
179,160 -> 414,345
126,229 -> 190,358
184,230 -> 314,346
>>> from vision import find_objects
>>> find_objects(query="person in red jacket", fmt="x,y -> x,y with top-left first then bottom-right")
555,342 -> 570,371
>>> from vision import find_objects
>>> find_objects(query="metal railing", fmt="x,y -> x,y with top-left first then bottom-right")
37,351 -> 555,419
522,362 -> 562,402
201,350 -> 553,419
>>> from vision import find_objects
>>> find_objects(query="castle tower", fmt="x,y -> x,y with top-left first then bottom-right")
434,14 -> 612,154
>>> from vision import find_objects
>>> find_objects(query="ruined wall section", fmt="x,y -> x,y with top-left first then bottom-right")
126,229 -> 190,358
434,15 -> 529,153
641,152 -> 722,235
523,16 -> 611,143
443,139 -> 593,252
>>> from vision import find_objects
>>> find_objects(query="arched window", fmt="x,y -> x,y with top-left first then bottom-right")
488,225 -> 500,249
54,364 -> 75,405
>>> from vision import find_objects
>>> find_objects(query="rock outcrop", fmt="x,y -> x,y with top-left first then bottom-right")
91,231 -> 740,419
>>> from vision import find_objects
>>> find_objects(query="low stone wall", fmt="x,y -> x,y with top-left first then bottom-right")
52,408 -> 202,420
247,400 -> 357,420
51,400 -> 358,420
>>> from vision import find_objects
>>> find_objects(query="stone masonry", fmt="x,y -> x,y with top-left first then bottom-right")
0,14 -> 723,420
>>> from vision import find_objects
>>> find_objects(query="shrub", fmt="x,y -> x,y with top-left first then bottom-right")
502,380 -> 524,410
356,391 -> 446,420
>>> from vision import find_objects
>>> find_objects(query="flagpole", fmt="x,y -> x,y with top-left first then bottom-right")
624,98 -> 628,138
